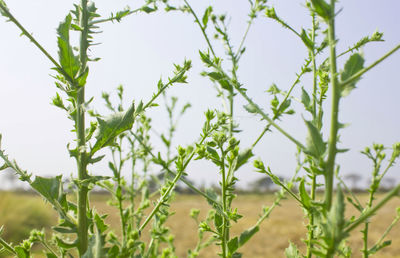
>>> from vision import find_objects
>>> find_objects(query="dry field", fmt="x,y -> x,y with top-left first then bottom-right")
91,193 -> 400,258
1,192 -> 400,257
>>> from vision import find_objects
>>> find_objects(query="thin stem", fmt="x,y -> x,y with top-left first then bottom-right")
363,160 -> 381,258
370,214 -> 400,252
306,15 -> 318,258
138,133 -> 210,233
90,8 -> 141,25
130,131 -> 222,208
235,85 -> 306,151
183,0 -> 217,58
345,184 -> 400,234
251,59 -> 311,148
311,14 -> 318,125
324,0 -> 339,210
0,3 -> 72,82
0,237 -> 16,255
41,240 -> 59,257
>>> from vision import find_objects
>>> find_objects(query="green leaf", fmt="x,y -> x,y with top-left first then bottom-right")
235,149 -> 254,170
340,53 -> 365,96
91,102 -> 135,155
82,225 -> 107,258
214,212 -> 223,231
0,1 -> 9,18
207,72 -> 223,81
218,79 -> 232,91
321,187 -> 348,253
56,14 -> 80,79
55,237 -> 77,249
228,237 -> 239,254
301,88 -> 311,111
141,6 -> 156,14
243,103 -> 258,114
369,240 -> 392,254
238,226 -> 259,248
31,175 -> 68,212
228,226 -> 259,254
202,6 -> 213,28
300,29 -> 314,50
15,246 -> 29,258
304,119 -> 326,158
299,178 -> 312,209
285,242 -> 301,258
46,253 -> 58,258
310,0 -> 331,20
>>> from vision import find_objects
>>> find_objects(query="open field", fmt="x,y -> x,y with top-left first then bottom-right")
1,191 -> 400,257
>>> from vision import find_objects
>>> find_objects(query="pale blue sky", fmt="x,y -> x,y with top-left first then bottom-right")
1,1 -> 399,188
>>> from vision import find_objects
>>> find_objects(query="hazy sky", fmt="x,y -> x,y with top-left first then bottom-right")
1,0 -> 399,189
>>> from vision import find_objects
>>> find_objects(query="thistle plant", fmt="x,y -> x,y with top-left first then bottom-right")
1,0 -> 400,257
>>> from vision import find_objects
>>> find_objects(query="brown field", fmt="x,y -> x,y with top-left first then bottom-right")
1,192 -> 400,257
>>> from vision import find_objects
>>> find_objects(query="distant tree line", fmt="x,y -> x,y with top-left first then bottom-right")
0,168 -> 397,194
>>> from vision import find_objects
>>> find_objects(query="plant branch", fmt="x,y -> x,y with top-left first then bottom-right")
340,44 -> 400,90
345,184 -> 400,234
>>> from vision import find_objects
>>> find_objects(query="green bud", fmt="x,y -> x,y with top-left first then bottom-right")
190,208 -> 200,220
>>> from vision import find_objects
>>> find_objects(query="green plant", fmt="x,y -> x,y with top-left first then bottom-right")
0,0 -> 400,257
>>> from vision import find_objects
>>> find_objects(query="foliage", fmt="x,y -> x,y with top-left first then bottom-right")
0,0 -> 400,257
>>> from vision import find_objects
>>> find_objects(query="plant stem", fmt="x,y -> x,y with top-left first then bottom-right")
220,148 -> 228,258
130,131 -> 222,209
0,3 -> 73,83
306,15 -> 318,258
234,85 -> 306,151
0,236 -> 16,255
324,0 -> 339,210
76,0 -> 89,255
138,132 -> 211,233
183,0 -> 217,58
345,184 -> 400,233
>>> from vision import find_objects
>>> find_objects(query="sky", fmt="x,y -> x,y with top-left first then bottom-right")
0,0 -> 400,189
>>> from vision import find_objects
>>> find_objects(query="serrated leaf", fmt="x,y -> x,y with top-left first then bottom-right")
82,224 -> 107,258
31,175 -> 68,212
56,14 -> 80,79
304,119 -> 326,158
285,242 -> 301,258
340,53 -> 365,97
321,187 -> 348,252
235,149 -> 254,170
91,102 -> 135,155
